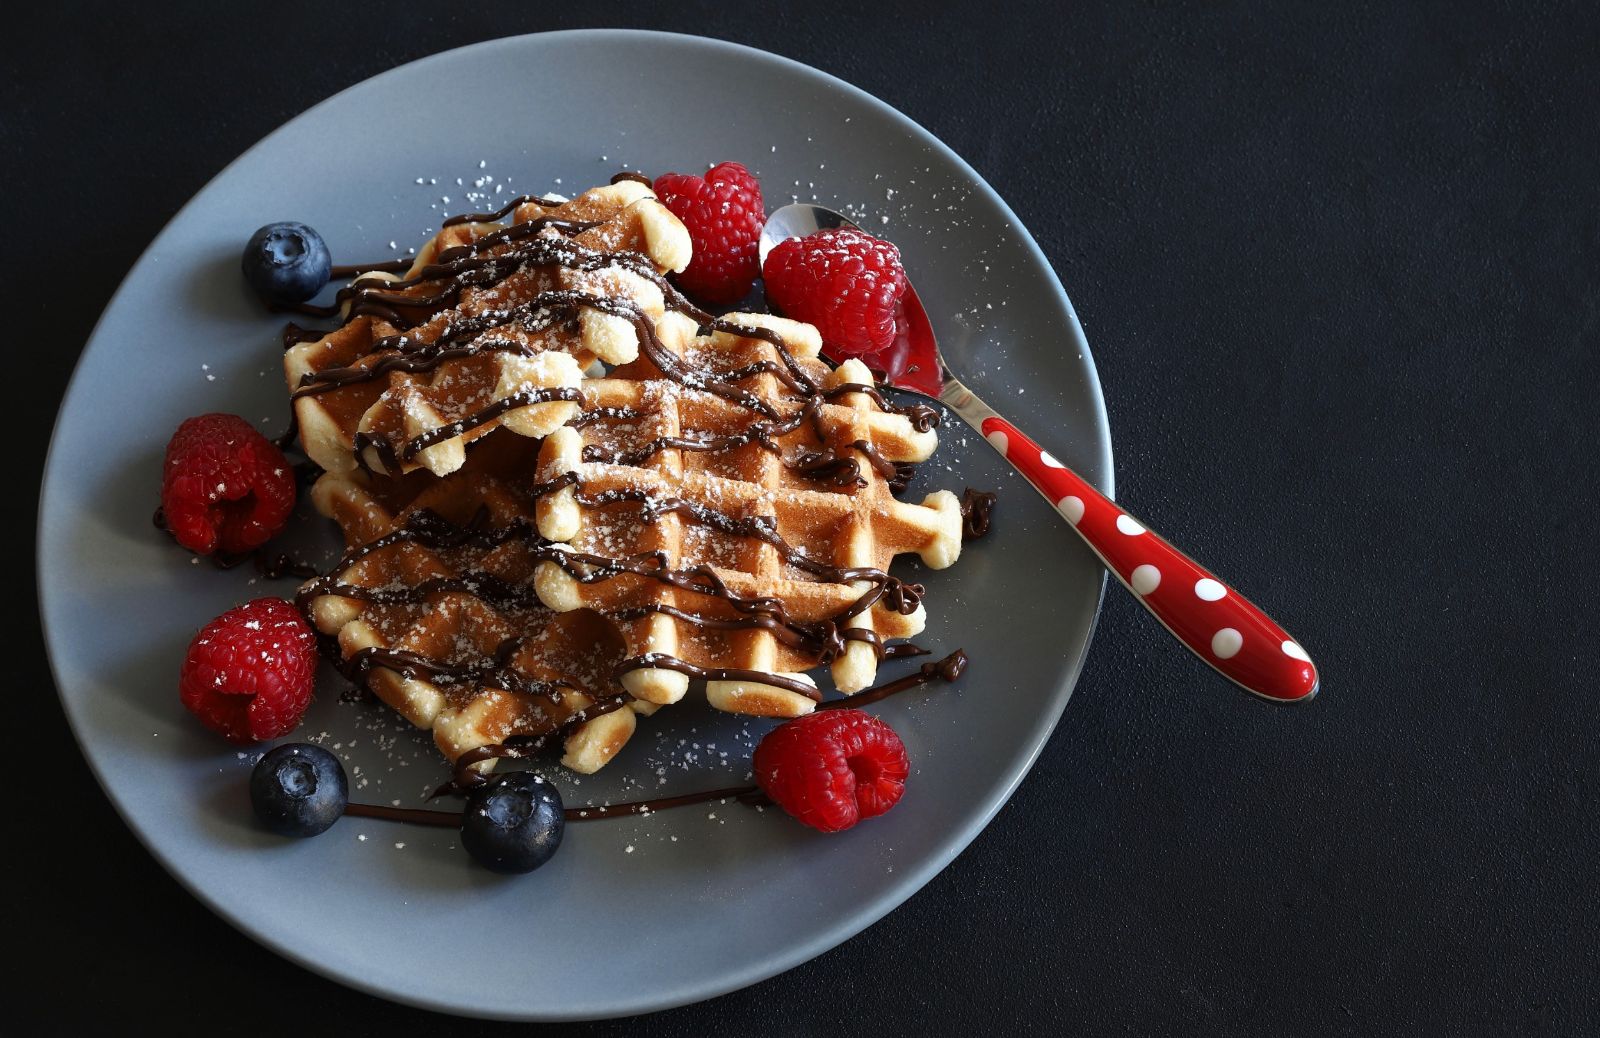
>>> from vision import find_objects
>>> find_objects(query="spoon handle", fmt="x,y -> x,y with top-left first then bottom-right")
939,379 -> 1318,703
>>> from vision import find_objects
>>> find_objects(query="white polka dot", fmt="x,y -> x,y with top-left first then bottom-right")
1282,640 -> 1311,662
984,430 -> 1009,455
1058,495 -> 1084,524
1211,628 -> 1243,659
1040,450 -> 1065,469
1116,514 -> 1146,536
1194,578 -> 1227,601
1130,564 -> 1161,595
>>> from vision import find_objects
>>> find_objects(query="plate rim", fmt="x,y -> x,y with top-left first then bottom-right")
37,28 -> 1114,1020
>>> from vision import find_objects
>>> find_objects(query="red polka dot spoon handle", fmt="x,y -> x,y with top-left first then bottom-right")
957,385 -> 1318,702
759,202 -> 1318,703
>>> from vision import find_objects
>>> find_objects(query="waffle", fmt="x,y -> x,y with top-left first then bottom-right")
284,181 -> 691,478
297,433 -> 653,774
533,311 -> 964,718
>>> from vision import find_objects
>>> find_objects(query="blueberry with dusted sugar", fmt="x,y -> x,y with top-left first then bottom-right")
250,743 -> 348,837
460,771 -> 566,874
241,221 -> 332,305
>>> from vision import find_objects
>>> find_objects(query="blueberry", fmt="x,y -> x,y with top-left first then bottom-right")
460,771 -> 565,874
249,743 -> 347,837
241,222 -> 332,305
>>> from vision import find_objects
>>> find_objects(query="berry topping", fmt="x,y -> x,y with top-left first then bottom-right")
762,227 -> 908,360
242,221 -> 332,305
160,413 -> 296,557
752,709 -> 910,833
250,743 -> 348,837
461,771 -> 565,874
179,598 -> 317,744
653,162 -> 765,304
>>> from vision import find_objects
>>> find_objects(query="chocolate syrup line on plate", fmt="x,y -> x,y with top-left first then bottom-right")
328,259 -> 411,278
608,171 -> 654,187
342,783 -> 766,828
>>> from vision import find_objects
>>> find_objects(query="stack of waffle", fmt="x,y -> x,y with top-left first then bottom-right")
290,180 -> 964,777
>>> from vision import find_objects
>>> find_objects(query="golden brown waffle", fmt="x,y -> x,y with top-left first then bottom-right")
297,434 -> 653,774
533,311 -> 964,717
284,181 -> 691,478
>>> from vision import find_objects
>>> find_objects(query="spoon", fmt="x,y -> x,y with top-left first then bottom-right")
759,204 -> 1318,703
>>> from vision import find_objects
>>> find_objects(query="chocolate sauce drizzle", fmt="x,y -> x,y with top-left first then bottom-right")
343,783 -> 768,828
396,386 -> 582,462
959,488 -> 998,540
816,649 -> 968,709
442,693 -> 634,793
441,192 -> 573,228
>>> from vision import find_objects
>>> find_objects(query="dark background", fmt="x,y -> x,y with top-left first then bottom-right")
12,1 -> 1598,1033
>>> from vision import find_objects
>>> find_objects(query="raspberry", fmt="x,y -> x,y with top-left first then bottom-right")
179,598 -> 317,744
752,709 -> 910,832
762,227 -> 908,360
653,162 -> 765,304
160,413 -> 295,556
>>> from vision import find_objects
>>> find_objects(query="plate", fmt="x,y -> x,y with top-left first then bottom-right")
38,30 -> 1111,1021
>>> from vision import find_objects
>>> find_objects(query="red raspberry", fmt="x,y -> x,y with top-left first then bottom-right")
179,598 -> 317,743
752,709 -> 910,832
161,413 -> 295,556
653,161 -> 765,304
762,227 -> 908,359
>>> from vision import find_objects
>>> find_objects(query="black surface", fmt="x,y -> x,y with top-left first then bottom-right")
13,2 -> 1598,1033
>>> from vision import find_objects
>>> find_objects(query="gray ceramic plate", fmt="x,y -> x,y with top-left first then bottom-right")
38,30 -> 1111,1021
